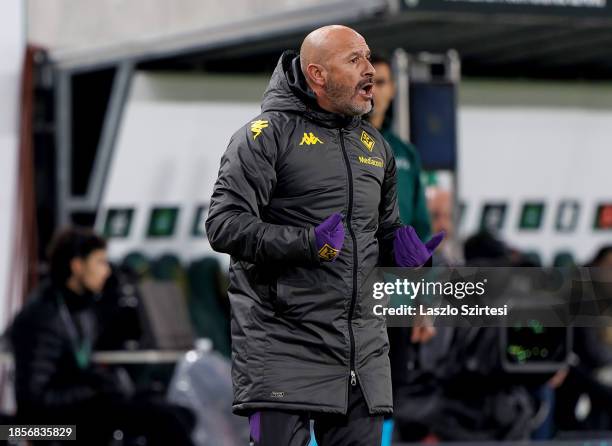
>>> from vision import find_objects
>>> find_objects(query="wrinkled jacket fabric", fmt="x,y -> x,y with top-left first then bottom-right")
206,50 -> 401,416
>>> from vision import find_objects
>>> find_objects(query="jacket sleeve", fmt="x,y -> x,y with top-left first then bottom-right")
205,121 -> 319,265
376,139 -> 402,266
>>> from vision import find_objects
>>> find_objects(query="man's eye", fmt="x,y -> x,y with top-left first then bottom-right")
351,58 -> 358,63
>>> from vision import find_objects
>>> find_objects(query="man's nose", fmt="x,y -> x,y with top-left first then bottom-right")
364,59 -> 375,77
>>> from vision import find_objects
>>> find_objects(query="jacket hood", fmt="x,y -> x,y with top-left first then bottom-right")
261,50 -> 360,129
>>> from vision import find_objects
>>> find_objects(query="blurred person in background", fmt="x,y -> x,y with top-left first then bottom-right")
8,227 -> 195,445
206,25 -> 443,446
427,188 -> 463,266
368,52 -> 437,441
392,231 -> 558,442
431,231 -> 539,441
466,231 -> 570,441
589,245 -> 612,268
368,54 -> 431,241
555,245 -> 612,432
368,53 -> 438,342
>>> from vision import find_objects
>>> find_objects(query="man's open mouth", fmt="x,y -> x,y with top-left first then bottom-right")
358,82 -> 374,99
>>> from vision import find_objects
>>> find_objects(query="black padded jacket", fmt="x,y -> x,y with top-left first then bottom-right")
9,281 -> 119,417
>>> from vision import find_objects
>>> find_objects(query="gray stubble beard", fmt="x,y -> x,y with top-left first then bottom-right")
325,77 -> 372,117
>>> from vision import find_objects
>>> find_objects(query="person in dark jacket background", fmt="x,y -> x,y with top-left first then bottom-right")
367,53 -> 437,441
9,227 -> 195,445
206,25 -> 443,446
368,54 -> 431,242
368,54 -> 436,345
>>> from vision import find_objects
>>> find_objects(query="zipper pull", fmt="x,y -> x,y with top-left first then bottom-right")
350,370 -> 357,386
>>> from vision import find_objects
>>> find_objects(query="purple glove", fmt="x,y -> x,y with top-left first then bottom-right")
314,213 -> 345,262
394,226 -> 445,267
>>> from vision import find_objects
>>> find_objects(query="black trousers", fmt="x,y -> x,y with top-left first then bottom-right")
249,385 -> 383,446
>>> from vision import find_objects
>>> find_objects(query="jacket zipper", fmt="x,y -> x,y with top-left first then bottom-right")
338,129 -> 358,389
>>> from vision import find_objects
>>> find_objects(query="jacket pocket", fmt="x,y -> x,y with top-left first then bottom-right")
240,261 -> 281,310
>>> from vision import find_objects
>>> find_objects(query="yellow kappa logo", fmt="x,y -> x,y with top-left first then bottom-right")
250,120 -> 269,140
299,132 -> 323,146
360,130 -> 375,152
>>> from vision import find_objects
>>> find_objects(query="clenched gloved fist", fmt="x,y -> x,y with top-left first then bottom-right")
394,226 -> 445,267
314,213 -> 345,262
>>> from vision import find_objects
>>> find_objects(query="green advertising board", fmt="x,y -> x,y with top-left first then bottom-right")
519,202 -> 545,230
147,207 -> 179,238
104,208 -> 134,238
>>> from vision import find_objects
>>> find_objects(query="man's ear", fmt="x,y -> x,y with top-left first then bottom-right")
306,63 -> 326,88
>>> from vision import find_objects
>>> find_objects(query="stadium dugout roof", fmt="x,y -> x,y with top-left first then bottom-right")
44,0 -> 612,78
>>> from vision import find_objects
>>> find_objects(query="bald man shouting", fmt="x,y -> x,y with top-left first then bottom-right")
206,25 -> 442,445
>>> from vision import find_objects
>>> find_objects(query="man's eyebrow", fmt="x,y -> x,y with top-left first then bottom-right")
347,50 -> 368,59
